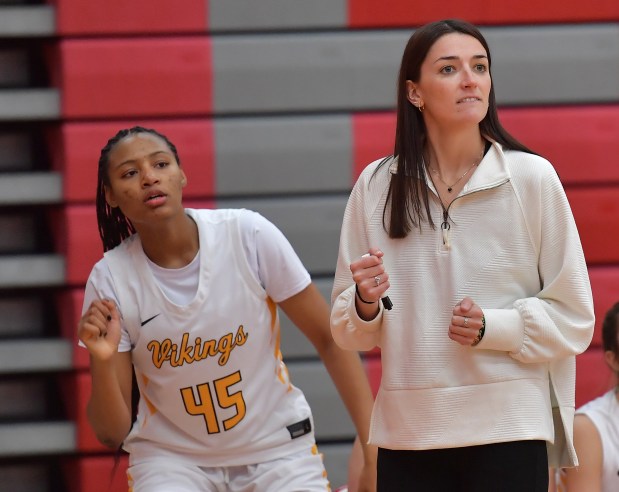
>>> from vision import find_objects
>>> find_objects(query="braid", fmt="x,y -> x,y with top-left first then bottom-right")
96,126 -> 181,252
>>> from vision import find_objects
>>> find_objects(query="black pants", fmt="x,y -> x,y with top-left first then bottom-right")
377,440 -> 548,492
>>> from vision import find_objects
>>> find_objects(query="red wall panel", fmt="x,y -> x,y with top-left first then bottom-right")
589,267 -> 619,348
567,187 -> 619,264
352,106 -> 619,185
501,106 -> 619,185
352,112 -> 395,179
349,0 -> 619,28
50,205 -> 100,286
53,0 -> 208,35
363,355 -> 382,399
62,454 -> 128,492
575,348 -> 614,408
58,38 -> 212,118
57,289 -> 90,370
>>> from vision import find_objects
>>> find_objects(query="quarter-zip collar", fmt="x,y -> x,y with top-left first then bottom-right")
388,139 -> 512,195
463,139 -> 511,193
388,140 -> 513,249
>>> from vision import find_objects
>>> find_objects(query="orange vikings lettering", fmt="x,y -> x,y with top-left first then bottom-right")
147,325 -> 249,368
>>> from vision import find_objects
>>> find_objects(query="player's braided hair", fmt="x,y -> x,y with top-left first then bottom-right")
96,126 -> 181,252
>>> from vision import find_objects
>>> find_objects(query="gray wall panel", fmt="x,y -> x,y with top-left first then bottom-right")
486,24 -> 619,104
0,255 -> 65,288
280,277 -> 334,358
213,25 -> 619,114
0,422 -> 75,456
0,173 -> 62,205
0,340 -> 73,374
215,115 -> 352,195
209,0 -> 346,31
213,31 -> 407,114
288,360 -> 356,440
0,6 -> 55,37
218,196 -> 347,275
321,442 -> 353,489
0,89 -> 60,121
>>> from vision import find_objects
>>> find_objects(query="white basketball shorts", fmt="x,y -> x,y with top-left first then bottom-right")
127,445 -> 331,491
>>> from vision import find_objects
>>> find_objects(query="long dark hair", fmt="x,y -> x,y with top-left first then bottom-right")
96,126 -> 181,252
380,19 -> 535,238
602,301 -> 619,381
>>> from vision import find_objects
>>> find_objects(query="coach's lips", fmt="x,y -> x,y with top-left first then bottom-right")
457,97 -> 482,104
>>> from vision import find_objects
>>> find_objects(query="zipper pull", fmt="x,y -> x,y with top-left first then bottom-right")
441,211 -> 451,249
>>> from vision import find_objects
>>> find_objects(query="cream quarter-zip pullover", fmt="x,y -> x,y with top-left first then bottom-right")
331,141 -> 594,468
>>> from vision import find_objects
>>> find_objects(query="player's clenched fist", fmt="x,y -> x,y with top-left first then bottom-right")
78,299 -> 121,361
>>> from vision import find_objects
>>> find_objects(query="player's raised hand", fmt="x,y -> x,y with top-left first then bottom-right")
78,299 -> 122,361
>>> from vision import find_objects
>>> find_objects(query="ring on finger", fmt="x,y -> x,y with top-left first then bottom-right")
463,316 -> 469,327
374,275 -> 381,286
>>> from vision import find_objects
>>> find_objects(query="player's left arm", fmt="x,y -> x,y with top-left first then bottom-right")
279,283 -> 377,492
563,414 -> 603,491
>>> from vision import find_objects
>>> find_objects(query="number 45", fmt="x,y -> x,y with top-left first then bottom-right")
180,370 -> 247,434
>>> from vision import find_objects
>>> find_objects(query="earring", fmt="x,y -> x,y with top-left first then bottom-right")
417,102 -> 424,112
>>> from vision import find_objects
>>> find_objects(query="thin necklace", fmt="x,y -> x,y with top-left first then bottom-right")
429,152 -> 483,193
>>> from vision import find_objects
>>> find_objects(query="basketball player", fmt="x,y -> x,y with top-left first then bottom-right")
78,126 -> 377,491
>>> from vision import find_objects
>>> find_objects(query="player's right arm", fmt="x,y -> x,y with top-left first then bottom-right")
78,299 -> 133,449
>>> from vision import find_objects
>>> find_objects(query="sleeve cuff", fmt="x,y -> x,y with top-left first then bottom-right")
474,308 -> 523,353
347,286 -> 383,332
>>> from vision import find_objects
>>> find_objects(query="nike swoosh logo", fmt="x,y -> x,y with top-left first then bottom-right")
140,314 -> 161,326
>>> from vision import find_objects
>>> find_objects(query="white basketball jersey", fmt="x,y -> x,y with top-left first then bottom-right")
104,208 -> 315,467
576,390 -> 619,492
557,389 -> 619,492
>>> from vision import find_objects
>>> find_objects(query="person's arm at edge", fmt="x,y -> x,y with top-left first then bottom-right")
279,283 -> 377,491
547,468 -> 555,492
563,414 -> 603,491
